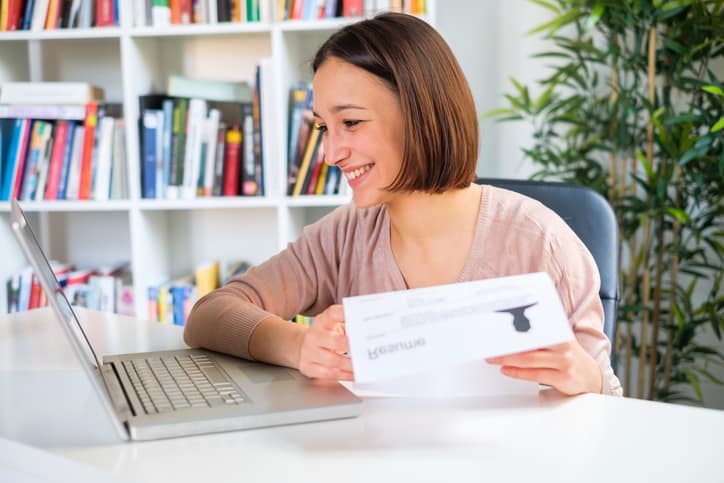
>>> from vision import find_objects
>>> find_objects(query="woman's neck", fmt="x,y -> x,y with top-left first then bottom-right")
386,183 -> 481,246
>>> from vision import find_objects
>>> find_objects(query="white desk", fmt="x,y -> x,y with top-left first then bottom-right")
1,308 -> 723,483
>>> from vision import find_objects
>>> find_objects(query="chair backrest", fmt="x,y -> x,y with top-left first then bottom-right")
476,178 -> 619,348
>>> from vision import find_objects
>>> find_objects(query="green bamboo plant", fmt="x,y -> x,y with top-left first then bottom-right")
487,0 -> 724,402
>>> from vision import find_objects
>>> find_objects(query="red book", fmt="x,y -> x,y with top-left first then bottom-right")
28,275 -> 42,309
12,119 -> 32,200
343,0 -> 363,17
179,0 -> 192,23
44,121 -> 69,200
6,0 -> 23,30
306,145 -> 325,195
96,0 -> 115,26
78,103 -> 97,200
291,0 -> 304,19
223,125 -> 242,196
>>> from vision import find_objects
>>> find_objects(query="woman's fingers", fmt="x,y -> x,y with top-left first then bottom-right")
486,345 -> 572,370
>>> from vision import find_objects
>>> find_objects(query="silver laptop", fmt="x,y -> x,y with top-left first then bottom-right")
9,198 -> 361,441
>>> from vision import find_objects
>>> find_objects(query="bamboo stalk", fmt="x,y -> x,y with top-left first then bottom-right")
648,216 -> 665,399
663,165 -> 682,392
635,26 -> 657,400
637,258 -> 651,399
623,157 -> 636,397
608,63 -> 619,204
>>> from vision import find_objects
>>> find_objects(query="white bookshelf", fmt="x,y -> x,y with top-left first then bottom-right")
0,1 -> 437,318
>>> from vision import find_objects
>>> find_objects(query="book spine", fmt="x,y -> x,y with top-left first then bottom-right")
142,110 -> 159,199
212,122 -> 226,196
56,122 -> 75,200
78,102 -> 98,200
44,120 -> 69,200
96,0 -> 114,25
11,119 -> 33,199
64,125 -> 85,199
240,102 -> 255,195
1,119 -> 23,200
222,124 -> 241,196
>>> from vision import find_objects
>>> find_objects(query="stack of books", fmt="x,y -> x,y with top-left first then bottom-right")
0,82 -> 128,202
147,259 -> 250,326
138,64 -> 270,200
0,0 -> 120,31
6,261 -> 134,316
286,82 -> 348,196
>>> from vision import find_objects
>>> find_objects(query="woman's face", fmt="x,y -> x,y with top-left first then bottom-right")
312,57 -> 405,208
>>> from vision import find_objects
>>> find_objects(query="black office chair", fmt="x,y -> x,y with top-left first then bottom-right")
476,178 -> 619,353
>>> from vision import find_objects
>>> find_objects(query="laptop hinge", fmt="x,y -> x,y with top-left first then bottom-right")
102,362 -> 135,421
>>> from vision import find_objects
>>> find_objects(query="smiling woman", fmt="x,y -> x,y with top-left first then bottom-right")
183,13 -> 622,397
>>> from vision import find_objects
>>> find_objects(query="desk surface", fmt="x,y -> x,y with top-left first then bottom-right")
1,308 -> 723,483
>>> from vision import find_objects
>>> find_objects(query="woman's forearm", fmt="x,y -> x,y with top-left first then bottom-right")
248,315 -> 308,369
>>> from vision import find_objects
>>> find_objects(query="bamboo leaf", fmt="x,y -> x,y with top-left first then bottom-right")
711,117 -> 724,133
480,107 -> 516,120
527,9 -> 585,36
529,0 -> 561,14
636,150 -> 654,179
682,368 -> 704,400
585,3 -> 605,30
702,85 -> 724,97
694,368 -> 724,386
666,208 -> 691,222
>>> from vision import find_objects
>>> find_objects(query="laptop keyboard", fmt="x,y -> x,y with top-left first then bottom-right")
120,354 -> 245,414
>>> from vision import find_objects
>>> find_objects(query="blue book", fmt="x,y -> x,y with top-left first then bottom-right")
1,119 -> 24,200
56,122 -> 77,200
21,0 -> 36,30
161,99 -> 174,196
170,284 -> 193,326
142,110 -> 159,199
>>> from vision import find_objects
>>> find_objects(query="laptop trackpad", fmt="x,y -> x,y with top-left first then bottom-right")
238,362 -> 303,384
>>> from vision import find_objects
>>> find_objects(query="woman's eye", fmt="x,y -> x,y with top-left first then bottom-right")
343,120 -> 360,128
315,124 -> 328,133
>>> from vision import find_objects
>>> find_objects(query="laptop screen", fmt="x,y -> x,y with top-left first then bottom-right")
9,198 -> 103,370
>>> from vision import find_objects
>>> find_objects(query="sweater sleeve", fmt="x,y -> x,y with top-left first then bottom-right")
183,205 -> 351,360
544,224 -> 623,397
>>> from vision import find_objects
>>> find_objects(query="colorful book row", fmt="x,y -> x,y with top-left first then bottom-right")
286,83 -> 347,196
147,259 -> 250,325
0,0 -> 119,31
0,103 -> 128,202
134,0 -> 272,27
6,261 -> 133,315
278,0 -> 425,21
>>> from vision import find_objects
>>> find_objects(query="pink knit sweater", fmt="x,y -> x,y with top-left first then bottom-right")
185,185 -> 623,396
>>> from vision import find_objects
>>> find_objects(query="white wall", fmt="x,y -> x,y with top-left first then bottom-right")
437,0 -> 553,179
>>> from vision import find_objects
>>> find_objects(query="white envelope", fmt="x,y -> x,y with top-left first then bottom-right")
343,272 -> 574,384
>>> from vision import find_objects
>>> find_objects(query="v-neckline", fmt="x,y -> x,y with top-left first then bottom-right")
383,186 -> 488,290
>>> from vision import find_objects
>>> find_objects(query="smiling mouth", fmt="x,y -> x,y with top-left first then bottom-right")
345,164 -> 374,181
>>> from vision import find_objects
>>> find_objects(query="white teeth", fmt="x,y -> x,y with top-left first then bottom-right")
346,164 -> 372,180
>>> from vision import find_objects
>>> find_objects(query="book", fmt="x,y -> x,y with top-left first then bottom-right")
43,120 -> 70,200
0,82 -> 104,105
222,124 -> 241,196
0,104 -> 87,120
77,102 -> 98,200
194,261 -> 220,299
167,75 -> 252,103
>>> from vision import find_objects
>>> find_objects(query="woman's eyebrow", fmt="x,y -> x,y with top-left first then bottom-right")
313,104 -> 368,118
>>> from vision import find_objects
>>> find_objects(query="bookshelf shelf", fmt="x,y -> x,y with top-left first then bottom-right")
0,1 -> 437,318
285,195 -> 352,207
136,197 -> 279,211
0,27 -> 123,41
0,200 -> 134,212
277,17 -> 363,32
130,23 -> 272,38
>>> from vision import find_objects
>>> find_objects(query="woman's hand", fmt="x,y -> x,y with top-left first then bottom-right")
297,304 -> 354,381
485,339 -> 602,395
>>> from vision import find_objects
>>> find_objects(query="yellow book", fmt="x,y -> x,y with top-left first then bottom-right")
291,127 -> 320,196
1,0 -> 8,32
195,261 -> 220,299
314,163 -> 328,195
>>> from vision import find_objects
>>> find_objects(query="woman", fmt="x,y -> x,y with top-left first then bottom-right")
184,13 -> 622,397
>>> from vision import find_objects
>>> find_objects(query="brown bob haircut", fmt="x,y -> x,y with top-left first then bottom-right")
312,13 -> 479,193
